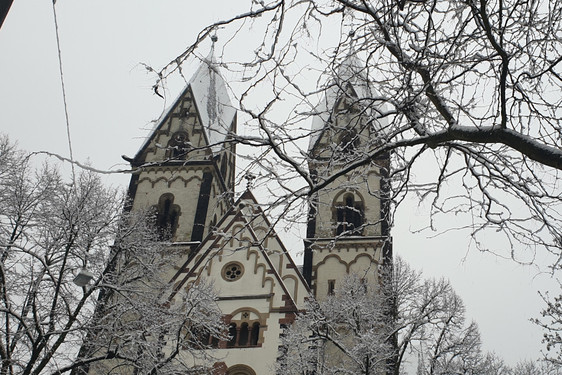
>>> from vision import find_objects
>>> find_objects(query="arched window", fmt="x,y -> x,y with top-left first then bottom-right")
166,131 -> 191,160
328,279 -> 336,295
211,336 -> 219,348
250,322 -> 260,346
227,364 -> 257,375
339,128 -> 359,155
223,310 -> 262,349
201,331 -> 211,347
227,323 -> 237,348
335,194 -> 363,236
238,322 -> 249,346
156,193 -> 180,240
190,327 -> 210,348
220,154 -> 228,179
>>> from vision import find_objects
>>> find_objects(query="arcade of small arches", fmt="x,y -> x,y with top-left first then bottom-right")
195,309 -> 264,349
226,320 -> 261,348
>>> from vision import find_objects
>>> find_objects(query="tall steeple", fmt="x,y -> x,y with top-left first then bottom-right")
126,51 -> 237,258
303,55 -> 391,298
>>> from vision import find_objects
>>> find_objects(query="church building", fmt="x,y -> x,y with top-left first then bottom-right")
122,52 -> 391,375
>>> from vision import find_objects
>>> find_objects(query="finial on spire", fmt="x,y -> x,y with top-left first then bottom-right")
208,33 -> 218,59
244,173 -> 256,190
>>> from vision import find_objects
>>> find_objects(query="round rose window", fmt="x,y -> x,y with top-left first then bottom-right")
222,262 -> 244,281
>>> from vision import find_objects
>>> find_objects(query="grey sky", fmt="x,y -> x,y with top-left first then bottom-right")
0,0 -> 557,368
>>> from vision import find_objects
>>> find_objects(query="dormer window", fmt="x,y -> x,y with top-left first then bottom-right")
166,131 -> 191,160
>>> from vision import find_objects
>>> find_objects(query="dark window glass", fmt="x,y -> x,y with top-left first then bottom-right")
250,322 -> 260,346
339,129 -> 359,154
239,322 -> 249,346
156,194 -> 180,240
336,195 -> 363,235
211,336 -> 219,348
227,323 -> 237,348
328,280 -> 336,295
166,131 -> 191,160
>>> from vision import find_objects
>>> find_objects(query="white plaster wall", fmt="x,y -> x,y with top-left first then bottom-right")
313,242 -> 382,300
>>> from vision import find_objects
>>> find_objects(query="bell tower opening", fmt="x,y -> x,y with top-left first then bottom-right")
155,193 -> 181,240
338,128 -> 359,155
335,193 -> 364,236
165,130 -> 191,160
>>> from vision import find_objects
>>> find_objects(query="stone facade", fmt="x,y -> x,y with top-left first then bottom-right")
119,54 -> 391,375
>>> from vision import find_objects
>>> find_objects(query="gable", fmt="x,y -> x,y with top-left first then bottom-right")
170,191 -> 309,310
133,59 -> 236,165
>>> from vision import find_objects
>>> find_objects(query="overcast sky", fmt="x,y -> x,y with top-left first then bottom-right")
0,0 -> 558,368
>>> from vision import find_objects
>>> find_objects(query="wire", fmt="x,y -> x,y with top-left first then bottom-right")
51,0 -> 76,187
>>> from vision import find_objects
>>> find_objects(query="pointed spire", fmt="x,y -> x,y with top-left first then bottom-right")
187,38 -> 236,153
336,53 -> 367,92
308,53 -> 368,153
337,7 -> 364,87
206,33 -> 218,63
134,40 -> 236,161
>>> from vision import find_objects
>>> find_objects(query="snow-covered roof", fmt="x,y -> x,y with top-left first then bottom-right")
308,55 -> 375,152
189,54 -> 236,153
135,53 -> 236,160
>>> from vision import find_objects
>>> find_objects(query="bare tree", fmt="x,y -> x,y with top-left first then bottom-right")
0,135 -> 226,375
534,288 -> 562,368
139,1 -> 562,366
138,0 -> 562,264
277,258 -> 489,375
122,1 -> 562,368
277,274 -> 391,374
510,359 -> 562,375
424,354 -> 562,375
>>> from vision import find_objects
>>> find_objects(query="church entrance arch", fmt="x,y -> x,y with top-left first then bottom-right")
226,364 -> 256,375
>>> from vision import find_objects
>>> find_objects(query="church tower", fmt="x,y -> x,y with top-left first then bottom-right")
126,53 -> 237,266
120,55 -> 309,375
303,56 -> 392,299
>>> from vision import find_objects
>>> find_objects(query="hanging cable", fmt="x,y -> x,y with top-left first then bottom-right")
51,0 -> 76,187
